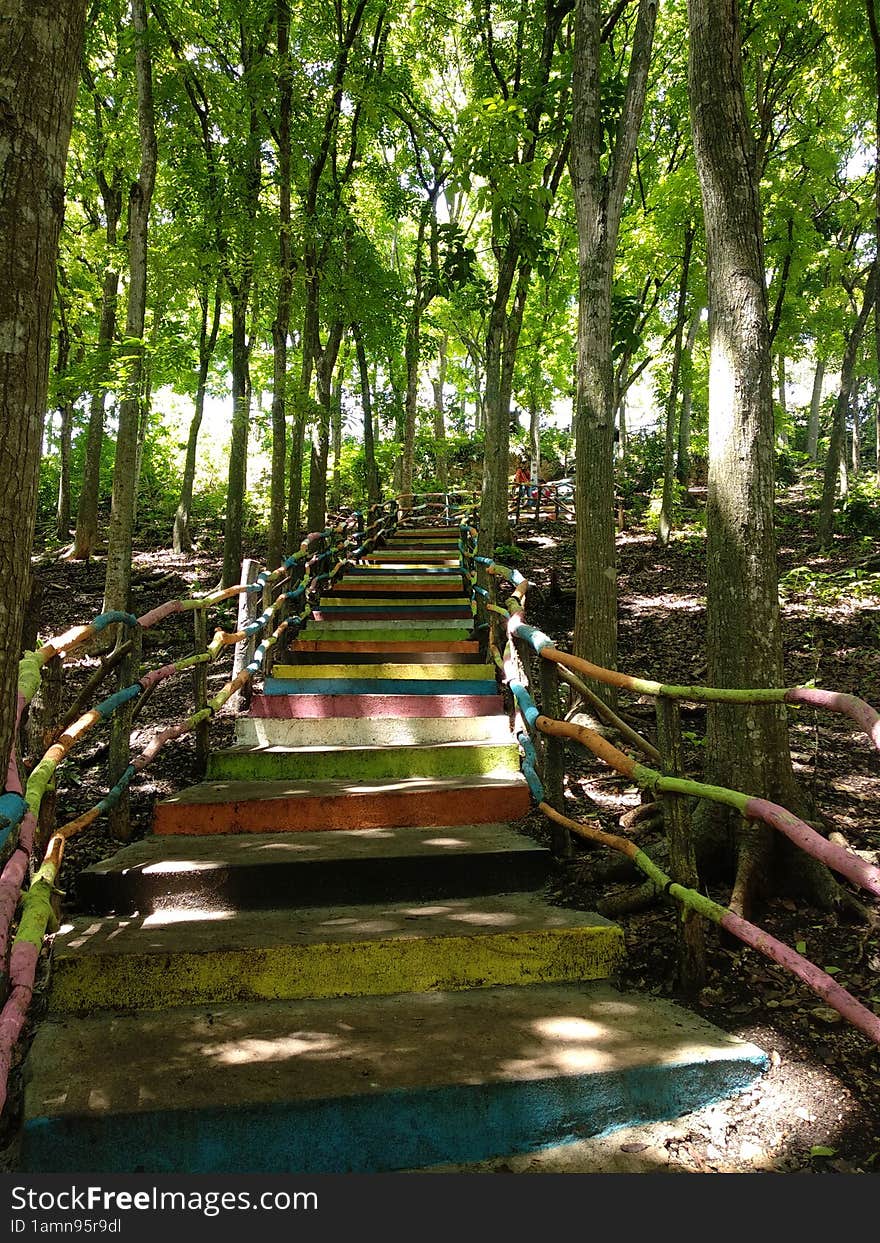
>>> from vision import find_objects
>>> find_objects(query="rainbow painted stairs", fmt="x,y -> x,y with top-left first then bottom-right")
22,526 -> 766,1172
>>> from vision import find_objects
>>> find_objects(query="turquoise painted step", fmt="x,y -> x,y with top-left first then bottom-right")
207,740 -> 522,782
22,984 -> 767,1174
263,677 -> 499,697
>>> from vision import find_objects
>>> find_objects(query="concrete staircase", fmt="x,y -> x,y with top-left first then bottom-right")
21,525 -> 766,1173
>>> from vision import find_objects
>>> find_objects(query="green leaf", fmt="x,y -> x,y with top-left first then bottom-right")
795,940 -> 807,954
809,1146 -> 836,1158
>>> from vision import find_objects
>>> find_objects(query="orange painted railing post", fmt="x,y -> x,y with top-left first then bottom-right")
654,694 -> 705,992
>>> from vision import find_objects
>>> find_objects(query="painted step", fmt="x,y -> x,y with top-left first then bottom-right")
77,824 -> 551,916
345,566 -> 463,577
263,677 -> 496,697
22,983 -> 767,1174
249,693 -> 505,720
301,618 -> 472,632
315,596 -> 470,608
207,740 -> 521,782
153,773 -> 531,835
46,894 -> 624,1015
285,649 -> 483,664
311,607 -> 472,621
272,662 -> 495,682
328,580 -> 465,595
363,555 -> 460,566
288,639 -> 479,654
235,713 -> 514,748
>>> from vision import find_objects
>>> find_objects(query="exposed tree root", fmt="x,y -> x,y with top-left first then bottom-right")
597,877 -> 664,917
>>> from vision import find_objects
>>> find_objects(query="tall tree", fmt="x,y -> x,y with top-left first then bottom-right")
0,0 -> 88,782
570,0 -> 658,697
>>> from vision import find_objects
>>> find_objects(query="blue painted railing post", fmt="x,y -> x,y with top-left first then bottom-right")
539,657 -> 571,858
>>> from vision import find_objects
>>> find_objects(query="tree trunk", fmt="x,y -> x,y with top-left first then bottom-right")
851,379 -> 862,477
330,350 -> 345,514
222,297 -> 252,587
658,223 -> 695,546
432,333 -> 449,493
354,325 -> 380,505
807,356 -> 825,460
173,288 -> 221,552
0,0 -> 87,780
478,245 -> 519,559
307,321 -> 344,533
570,0 -> 657,703
867,0 -> 880,484
54,319 -> 74,541
777,354 -> 788,447
817,273 -> 875,547
689,0 -> 842,916
676,309 -> 700,485
268,0 -> 293,568
103,0 -> 157,617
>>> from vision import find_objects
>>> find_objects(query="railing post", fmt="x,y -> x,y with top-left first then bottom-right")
231,559 -> 260,712
539,655 -> 572,859
192,606 -> 210,778
109,624 -> 142,842
34,654 -> 64,854
655,694 -> 706,993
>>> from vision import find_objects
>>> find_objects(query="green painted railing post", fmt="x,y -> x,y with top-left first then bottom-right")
655,694 -> 706,993
193,607 -> 210,777
539,657 -> 572,858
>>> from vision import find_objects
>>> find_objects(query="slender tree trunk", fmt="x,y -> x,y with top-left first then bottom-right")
432,333 -> 449,493
658,223 -> 695,546
570,0 -> 657,702
851,379 -> 862,477
478,246 -> 519,559
173,288 -> 221,552
222,298 -> 252,586
676,309 -> 700,484
354,325 -> 380,505
269,0 -> 293,567
307,320 -> 344,533
867,0 -> 880,484
0,0 -> 87,777
777,353 -> 788,446
807,356 -> 825,461
54,320 -> 73,540
103,0 -> 157,616
70,238 -> 120,559
817,272 -> 875,547
330,348 -> 346,514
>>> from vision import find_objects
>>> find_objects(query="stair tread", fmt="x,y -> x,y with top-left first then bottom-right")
52,893 -> 614,960
214,740 -> 514,757
25,982 -> 766,1120
160,772 -> 528,807
83,824 -> 549,877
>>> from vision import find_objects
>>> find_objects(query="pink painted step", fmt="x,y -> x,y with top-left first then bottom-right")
249,693 -> 507,719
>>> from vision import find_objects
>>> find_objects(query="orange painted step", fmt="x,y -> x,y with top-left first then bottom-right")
153,775 -> 532,836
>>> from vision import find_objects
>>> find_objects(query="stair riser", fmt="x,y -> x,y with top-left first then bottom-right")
153,782 -> 531,835
316,597 -> 470,608
311,609 -> 472,621
77,847 -> 550,917
235,716 -> 512,747
272,662 -> 494,681
302,618 -> 471,631
206,743 -> 521,782
288,640 -> 480,655
284,650 -> 483,664
328,583 -> 465,595
249,693 -> 505,719
22,1057 -> 764,1174
262,678 -> 498,697
48,926 -> 625,1015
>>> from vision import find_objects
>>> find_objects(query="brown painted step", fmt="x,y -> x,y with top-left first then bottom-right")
154,773 -> 532,836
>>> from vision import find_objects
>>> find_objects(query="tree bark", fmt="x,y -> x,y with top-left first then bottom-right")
570,0 -> 657,702
173,286 -> 221,552
353,325 -> 380,506
103,0 -> 157,616
0,0 -> 87,784
689,0 -> 836,916
817,272 -> 875,548
676,309 -> 700,485
866,0 -> 880,484
658,222 -> 695,546
268,0 -> 294,568
432,333 -> 449,493
807,355 -> 825,460
222,296 -> 252,586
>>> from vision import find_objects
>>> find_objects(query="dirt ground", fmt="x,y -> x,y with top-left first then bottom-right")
6,479 -> 880,1173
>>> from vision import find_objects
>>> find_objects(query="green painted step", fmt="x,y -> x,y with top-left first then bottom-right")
272,662 -> 495,682
47,894 -> 625,1015
207,740 -> 522,782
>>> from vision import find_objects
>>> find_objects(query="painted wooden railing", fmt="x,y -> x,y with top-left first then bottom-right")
0,499 -> 404,1111
458,527 -> 880,1045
